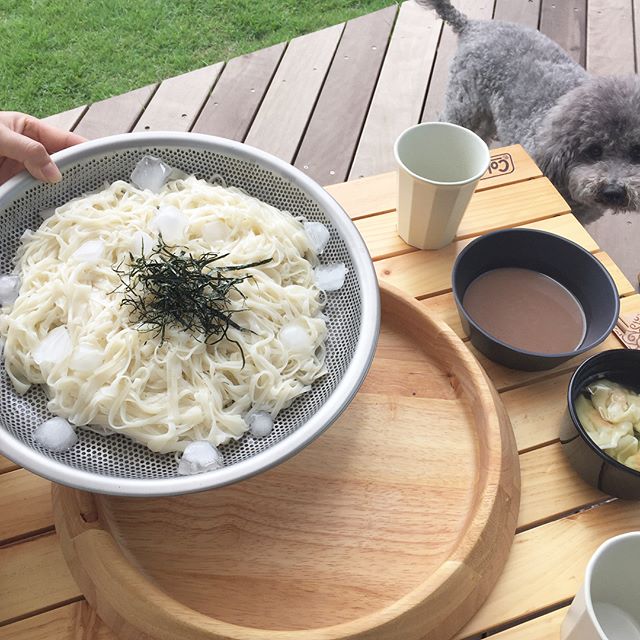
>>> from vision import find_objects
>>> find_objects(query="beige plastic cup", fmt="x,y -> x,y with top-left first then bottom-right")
394,122 -> 490,250
562,532 -> 640,640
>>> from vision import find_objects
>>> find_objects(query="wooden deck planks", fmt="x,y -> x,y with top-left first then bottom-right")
294,5 -> 398,185
586,0 -> 635,75
348,2 -> 441,180
539,0 -> 587,66
493,0 -> 541,28
421,0 -> 495,123
42,106 -> 87,132
244,24 -> 343,163
635,0 -> 640,72
191,44 -> 285,141
132,63 -> 224,132
72,84 -> 157,139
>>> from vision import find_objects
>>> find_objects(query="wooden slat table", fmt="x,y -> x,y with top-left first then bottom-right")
1,144 -> 638,640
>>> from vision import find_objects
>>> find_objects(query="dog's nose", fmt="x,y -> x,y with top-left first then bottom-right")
597,184 -> 628,206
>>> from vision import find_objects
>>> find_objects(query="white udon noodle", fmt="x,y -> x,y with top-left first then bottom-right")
0,176 -> 328,454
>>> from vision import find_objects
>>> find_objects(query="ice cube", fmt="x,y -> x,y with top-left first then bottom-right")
151,205 -> 187,245
130,230 -> 155,256
202,220 -> 230,245
69,344 -> 104,372
0,275 -> 20,306
248,411 -> 274,438
33,326 -> 73,365
314,263 -> 347,291
177,441 -> 223,475
34,417 -> 78,452
130,156 -> 174,193
279,323 -> 312,355
71,239 -> 105,263
304,221 -> 331,254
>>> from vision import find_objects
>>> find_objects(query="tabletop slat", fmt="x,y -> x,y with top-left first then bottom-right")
327,144 -> 543,219
539,0 -> 586,67
502,372 -> 573,452
0,533 -> 79,625
358,203 -> 591,263
586,0 -> 635,75
191,44 -> 286,141
0,470 -> 52,545
244,24 -> 343,162
293,5 -> 398,185
132,63 -> 224,132
517,443 -> 606,531
72,84 -> 158,139
486,607 -> 568,640
421,0 -> 495,122
0,601 -> 113,640
455,499 -> 638,639
348,2 -> 442,180
0,456 -> 19,474
373,244 -> 628,301
493,0 -> 541,28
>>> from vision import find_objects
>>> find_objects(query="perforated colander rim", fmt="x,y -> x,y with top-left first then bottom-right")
0,132 -> 380,496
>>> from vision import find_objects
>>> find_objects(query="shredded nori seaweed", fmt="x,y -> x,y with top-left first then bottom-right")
114,235 -> 270,362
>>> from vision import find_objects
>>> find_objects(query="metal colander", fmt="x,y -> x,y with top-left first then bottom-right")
0,132 -> 379,496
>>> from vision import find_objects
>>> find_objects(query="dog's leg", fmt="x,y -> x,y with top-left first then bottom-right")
440,73 -> 497,144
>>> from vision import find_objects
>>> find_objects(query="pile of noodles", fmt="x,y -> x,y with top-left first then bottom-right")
0,176 -> 327,454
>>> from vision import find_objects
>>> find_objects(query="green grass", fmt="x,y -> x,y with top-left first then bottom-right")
0,0 -> 396,119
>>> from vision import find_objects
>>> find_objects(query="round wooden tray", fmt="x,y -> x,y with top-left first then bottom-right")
53,282 -> 520,640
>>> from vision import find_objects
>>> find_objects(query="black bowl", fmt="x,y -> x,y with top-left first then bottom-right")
564,350 -> 640,500
451,229 -> 620,370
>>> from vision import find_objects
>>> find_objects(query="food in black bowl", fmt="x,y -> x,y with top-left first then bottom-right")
451,229 -> 620,371
564,349 -> 640,500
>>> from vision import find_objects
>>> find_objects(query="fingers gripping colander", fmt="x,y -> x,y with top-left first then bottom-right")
0,132 -> 379,496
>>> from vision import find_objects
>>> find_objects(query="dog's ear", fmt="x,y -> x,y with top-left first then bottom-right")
534,129 -> 576,196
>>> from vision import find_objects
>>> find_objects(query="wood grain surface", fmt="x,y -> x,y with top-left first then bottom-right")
586,0 -> 635,75
294,6 -> 397,184
244,24 -> 343,162
539,0 -> 586,66
132,63 -> 224,132
52,283 -> 519,640
191,45 -> 285,141
72,84 -> 157,139
493,0 -> 541,28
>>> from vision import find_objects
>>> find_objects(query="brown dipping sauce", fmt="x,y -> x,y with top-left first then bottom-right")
462,267 -> 586,354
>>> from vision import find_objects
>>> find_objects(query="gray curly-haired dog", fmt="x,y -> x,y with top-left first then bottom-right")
417,0 -> 640,219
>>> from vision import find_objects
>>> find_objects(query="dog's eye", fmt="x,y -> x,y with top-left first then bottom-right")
584,144 -> 603,160
630,145 -> 640,163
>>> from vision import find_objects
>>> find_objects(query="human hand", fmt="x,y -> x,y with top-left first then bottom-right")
0,112 -> 86,185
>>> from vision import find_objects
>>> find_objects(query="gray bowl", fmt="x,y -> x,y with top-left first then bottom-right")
564,350 -> 640,500
0,132 -> 380,496
451,229 -> 620,371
